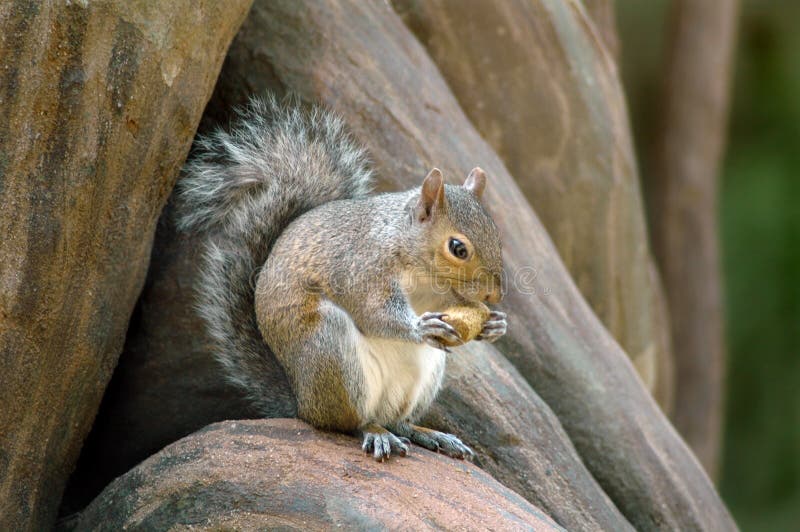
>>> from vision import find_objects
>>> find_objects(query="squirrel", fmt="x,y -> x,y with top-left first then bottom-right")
176,97 -> 507,461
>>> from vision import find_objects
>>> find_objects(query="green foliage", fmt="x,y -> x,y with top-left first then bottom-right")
719,2 -> 800,529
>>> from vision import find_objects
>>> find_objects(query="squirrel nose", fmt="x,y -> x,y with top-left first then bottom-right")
484,286 -> 502,305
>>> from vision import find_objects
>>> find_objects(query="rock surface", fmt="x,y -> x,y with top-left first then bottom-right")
0,1 -> 251,529
72,419 -> 563,531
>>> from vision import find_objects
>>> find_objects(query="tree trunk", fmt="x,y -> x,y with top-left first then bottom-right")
649,0 -> 739,479
0,1 -> 251,529
199,1 -> 733,529
393,0 -> 674,411
583,0 -> 620,60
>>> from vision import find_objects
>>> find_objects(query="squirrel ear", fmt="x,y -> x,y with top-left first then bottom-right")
415,168 -> 445,223
463,167 -> 486,199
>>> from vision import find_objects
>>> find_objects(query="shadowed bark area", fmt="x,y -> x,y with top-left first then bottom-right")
649,0 -> 739,479
0,1 -> 251,529
57,214 -> 271,517
393,0 -> 673,410
201,1 -> 734,529
70,420 -> 563,531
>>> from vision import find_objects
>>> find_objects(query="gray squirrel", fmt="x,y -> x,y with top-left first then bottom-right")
176,97 -> 507,461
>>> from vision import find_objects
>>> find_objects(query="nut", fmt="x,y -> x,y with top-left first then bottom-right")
440,303 -> 490,346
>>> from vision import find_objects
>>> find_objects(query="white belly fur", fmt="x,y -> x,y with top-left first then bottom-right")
355,334 -> 446,426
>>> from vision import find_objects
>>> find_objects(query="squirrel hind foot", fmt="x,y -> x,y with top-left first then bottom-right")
390,423 -> 475,461
359,424 -> 410,462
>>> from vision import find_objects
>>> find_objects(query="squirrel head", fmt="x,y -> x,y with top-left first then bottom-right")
411,167 -> 504,305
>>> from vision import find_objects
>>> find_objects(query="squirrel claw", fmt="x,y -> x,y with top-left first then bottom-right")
423,338 -> 453,352
476,311 -> 507,343
390,423 -> 475,461
360,425 -> 409,461
418,311 -> 462,348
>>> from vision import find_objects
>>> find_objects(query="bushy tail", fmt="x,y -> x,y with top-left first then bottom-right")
175,96 -> 373,415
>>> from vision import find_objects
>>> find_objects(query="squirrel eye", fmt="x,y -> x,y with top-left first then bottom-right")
448,238 -> 469,260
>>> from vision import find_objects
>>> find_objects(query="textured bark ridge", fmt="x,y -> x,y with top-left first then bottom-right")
0,1 -> 251,530
201,1 -> 734,529
649,0 -> 739,480
393,0 -> 673,408
70,419 -> 563,531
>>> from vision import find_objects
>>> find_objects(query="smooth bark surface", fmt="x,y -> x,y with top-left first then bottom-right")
201,1 -> 734,529
649,0 -> 739,479
70,420 -> 563,531
0,1 -> 251,529
394,0 -> 673,408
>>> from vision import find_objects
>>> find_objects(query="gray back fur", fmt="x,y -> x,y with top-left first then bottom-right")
175,96 -> 373,415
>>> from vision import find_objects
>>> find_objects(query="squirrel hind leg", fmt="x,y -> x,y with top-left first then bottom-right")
389,422 -> 475,461
359,424 -> 410,462
265,298 -> 366,432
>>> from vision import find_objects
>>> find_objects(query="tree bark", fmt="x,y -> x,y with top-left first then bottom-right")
392,0 -> 673,411
58,218 -> 269,516
200,1 -> 734,529
70,420 -> 563,531
425,343 -> 629,529
649,0 -> 739,479
582,0 -> 620,60
0,1 -> 251,529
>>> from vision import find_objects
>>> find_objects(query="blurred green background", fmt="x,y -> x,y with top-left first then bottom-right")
618,0 -> 800,529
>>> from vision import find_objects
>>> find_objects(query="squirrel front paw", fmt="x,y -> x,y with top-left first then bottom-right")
417,311 -> 462,349
476,311 -> 507,343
